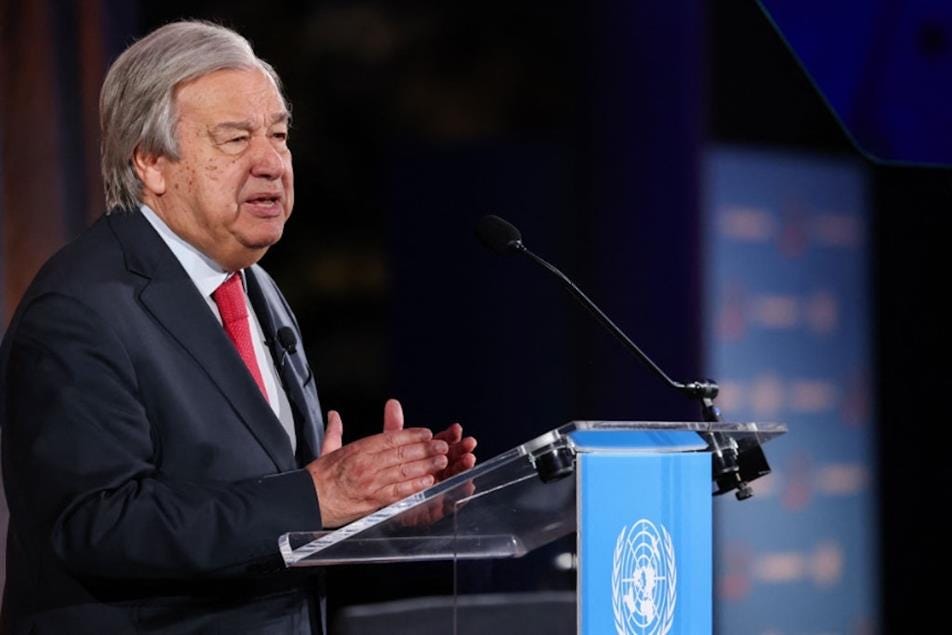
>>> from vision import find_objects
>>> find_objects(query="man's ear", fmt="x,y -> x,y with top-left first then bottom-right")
132,147 -> 168,196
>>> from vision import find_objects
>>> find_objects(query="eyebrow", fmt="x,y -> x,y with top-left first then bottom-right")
210,112 -> 291,134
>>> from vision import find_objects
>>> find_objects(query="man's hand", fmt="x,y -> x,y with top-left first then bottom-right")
433,423 -> 477,481
382,399 -> 477,482
305,399 -> 476,528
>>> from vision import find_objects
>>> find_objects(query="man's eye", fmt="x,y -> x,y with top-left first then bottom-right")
273,131 -> 288,141
227,136 -> 249,144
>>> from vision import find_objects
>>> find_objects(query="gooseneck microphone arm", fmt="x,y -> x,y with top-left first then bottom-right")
515,242 -> 719,402
476,214 -> 763,500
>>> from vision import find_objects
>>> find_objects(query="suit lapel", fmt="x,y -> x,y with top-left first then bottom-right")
108,212 -> 295,472
245,269 -> 322,464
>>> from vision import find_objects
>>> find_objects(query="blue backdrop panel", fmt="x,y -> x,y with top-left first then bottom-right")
703,147 -> 878,633
578,452 -> 711,635
759,0 -> 952,164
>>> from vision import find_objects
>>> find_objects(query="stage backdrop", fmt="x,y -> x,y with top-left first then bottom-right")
704,147 -> 878,634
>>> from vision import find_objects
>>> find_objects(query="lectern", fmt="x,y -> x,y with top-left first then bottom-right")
280,421 -> 784,634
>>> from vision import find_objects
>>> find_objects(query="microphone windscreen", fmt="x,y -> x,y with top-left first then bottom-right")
475,215 -> 522,254
277,326 -> 298,353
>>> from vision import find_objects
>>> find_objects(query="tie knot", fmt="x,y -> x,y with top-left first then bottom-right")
212,274 -> 248,324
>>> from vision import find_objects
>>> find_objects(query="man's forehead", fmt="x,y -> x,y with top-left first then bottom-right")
174,68 -> 288,118
209,112 -> 291,132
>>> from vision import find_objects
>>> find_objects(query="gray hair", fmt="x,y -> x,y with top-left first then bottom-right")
100,21 -> 287,211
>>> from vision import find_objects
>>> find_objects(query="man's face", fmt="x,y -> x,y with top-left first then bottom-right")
142,67 -> 294,271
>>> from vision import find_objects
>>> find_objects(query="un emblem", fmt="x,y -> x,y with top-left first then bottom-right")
611,519 -> 677,635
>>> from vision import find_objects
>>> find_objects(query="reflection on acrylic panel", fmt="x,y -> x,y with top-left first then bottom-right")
703,148 -> 877,634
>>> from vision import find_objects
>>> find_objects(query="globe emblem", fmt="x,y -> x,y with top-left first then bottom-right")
612,519 -> 677,635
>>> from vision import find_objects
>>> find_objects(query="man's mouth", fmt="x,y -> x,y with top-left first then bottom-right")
243,194 -> 283,216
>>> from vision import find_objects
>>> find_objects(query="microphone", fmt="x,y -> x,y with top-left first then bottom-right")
476,214 -> 769,499
277,327 -> 298,354
276,326 -> 298,369
475,215 -> 523,254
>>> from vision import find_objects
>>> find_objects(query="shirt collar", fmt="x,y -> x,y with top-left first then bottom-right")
139,204 -> 235,298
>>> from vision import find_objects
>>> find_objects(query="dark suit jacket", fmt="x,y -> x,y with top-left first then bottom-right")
0,210 -> 326,634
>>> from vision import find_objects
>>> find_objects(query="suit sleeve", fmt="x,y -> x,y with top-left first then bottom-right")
1,292 -> 323,580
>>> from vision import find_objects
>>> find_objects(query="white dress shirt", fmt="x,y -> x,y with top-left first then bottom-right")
140,204 -> 296,452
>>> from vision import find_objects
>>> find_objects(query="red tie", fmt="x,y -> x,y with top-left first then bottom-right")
212,274 -> 267,398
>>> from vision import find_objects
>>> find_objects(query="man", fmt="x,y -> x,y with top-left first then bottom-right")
0,20 -> 475,634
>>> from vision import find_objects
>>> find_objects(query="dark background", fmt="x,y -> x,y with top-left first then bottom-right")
3,0 -> 951,631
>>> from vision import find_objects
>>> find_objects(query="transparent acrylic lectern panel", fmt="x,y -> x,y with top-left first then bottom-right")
279,420 -> 784,568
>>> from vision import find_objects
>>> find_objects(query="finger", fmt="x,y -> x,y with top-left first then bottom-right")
433,423 -> 462,444
448,452 -> 477,476
321,410 -> 344,455
372,438 -> 449,471
446,436 -> 477,462
376,474 -> 436,505
383,398 -> 404,432
355,427 -> 433,455
373,453 -> 448,490
441,438 -> 476,474
438,452 -> 476,481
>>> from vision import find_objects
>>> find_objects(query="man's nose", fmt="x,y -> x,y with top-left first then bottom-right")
249,136 -> 286,179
